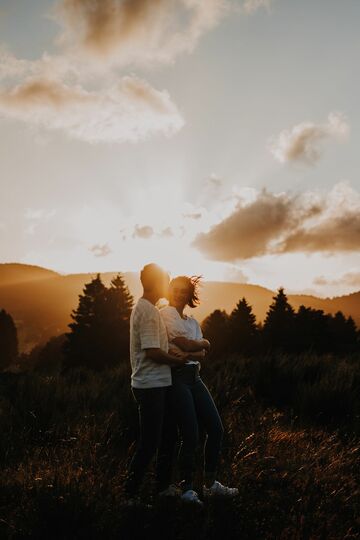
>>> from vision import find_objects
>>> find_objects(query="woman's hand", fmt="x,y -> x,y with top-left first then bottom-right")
187,349 -> 206,362
200,339 -> 211,352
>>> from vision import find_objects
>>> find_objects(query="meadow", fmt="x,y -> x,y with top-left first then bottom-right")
0,352 -> 359,540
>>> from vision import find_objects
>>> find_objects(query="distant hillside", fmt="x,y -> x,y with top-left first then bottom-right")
0,263 -> 359,353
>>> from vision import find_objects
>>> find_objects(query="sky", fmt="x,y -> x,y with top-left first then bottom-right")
0,0 -> 359,297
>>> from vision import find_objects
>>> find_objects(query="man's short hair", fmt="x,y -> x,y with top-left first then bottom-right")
140,263 -> 168,291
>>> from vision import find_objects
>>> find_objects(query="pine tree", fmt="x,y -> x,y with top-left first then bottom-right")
0,309 -> 18,370
263,287 -> 295,352
201,309 -> 230,357
62,273 -> 134,372
228,297 -> 258,354
329,311 -> 359,353
294,305 -> 331,353
106,273 -> 134,363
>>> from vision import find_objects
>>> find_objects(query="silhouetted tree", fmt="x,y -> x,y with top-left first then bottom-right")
62,273 -> 134,372
106,273 -> 134,363
228,297 -> 259,355
34,334 -> 67,375
201,309 -> 230,357
294,305 -> 331,353
328,311 -> 358,353
263,288 -> 295,352
0,309 -> 18,370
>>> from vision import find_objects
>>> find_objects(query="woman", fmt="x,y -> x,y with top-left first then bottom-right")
160,275 -> 238,505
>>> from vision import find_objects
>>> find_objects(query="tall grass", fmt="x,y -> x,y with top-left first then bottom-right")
0,353 -> 359,539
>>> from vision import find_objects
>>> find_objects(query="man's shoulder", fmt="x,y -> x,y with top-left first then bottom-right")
132,298 -> 157,321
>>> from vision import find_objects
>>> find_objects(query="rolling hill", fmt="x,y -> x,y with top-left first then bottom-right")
1,263 -> 359,353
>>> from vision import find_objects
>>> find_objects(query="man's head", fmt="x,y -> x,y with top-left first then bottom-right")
140,263 -> 169,302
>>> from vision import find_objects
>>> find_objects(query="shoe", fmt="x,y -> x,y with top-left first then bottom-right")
180,489 -> 204,506
203,480 -> 239,498
158,484 -> 182,497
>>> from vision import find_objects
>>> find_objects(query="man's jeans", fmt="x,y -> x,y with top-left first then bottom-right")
170,364 -> 224,491
124,385 -> 178,497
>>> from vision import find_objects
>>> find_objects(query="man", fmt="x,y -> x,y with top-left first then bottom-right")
124,263 -> 188,501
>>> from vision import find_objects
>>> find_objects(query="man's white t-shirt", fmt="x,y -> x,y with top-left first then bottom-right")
130,298 -> 171,389
160,305 -> 203,367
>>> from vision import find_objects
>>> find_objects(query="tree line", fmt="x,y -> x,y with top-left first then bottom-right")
0,274 -> 359,372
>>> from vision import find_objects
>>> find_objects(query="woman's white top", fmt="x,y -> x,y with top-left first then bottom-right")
159,305 -> 203,367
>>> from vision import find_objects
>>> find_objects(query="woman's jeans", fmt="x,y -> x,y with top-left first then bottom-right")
124,386 -> 178,497
170,364 -> 224,491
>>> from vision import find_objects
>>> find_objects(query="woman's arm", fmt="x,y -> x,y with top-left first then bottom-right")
172,336 -> 210,353
186,349 -> 206,362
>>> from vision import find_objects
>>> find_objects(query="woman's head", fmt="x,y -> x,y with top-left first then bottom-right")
168,275 -> 202,310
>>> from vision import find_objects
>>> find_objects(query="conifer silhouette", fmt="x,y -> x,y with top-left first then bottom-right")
229,297 -> 259,354
62,273 -> 134,371
263,287 -> 295,351
0,309 -> 18,370
202,309 -> 230,356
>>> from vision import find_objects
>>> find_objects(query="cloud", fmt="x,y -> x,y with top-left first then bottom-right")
133,225 -> 154,239
269,112 -> 349,165
193,189 -> 320,260
243,0 -> 273,14
160,227 -> 174,238
183,212 -> 202,220
0,76 -> 184,142
89,243 -> 112,257
193,182 -> 360,261
314,272 -> 360,288
55,0 -> 228,67
224,265 -> 249,283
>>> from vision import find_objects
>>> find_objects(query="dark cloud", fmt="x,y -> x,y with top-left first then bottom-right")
193,189 -> 320,261
279,212 -> 360,254
56,0 -> 227,65
193,184 -> 359,261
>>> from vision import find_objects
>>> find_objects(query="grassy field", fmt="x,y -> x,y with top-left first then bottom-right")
0,353 -> 359,539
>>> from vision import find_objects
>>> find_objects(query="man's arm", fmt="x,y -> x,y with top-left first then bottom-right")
145,348 -> 189,367
171,336 -> 210,353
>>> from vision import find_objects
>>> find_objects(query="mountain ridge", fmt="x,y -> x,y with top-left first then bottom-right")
1,263 -> 359,353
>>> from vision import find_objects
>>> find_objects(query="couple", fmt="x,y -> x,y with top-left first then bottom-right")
124,263 -> 238,505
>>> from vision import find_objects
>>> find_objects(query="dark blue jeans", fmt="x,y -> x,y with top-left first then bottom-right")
124,385 -> 178,496
170,364 -> 224,491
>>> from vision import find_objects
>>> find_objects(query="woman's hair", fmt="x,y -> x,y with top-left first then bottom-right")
170,275 -> 202,308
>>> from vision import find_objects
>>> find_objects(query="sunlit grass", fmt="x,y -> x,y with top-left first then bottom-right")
0,354 -> 359,539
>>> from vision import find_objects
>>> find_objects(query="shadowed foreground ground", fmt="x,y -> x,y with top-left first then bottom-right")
0,355 -> 359,539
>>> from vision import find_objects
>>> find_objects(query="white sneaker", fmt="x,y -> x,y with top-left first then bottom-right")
203,480 -> 239,498
180,489 -> 204,506
158,484 -> 182,497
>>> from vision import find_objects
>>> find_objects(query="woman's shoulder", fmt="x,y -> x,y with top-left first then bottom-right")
159,305 -> 178,318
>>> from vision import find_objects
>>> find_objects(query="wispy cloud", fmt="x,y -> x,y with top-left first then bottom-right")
89,243 -> 112,257
0,76 -> 184,143
269,112 -> 349,165
243,0 -> 273,14
132,225 -> 155,239
314,272 -> 360,288
193,182 -> 360,261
